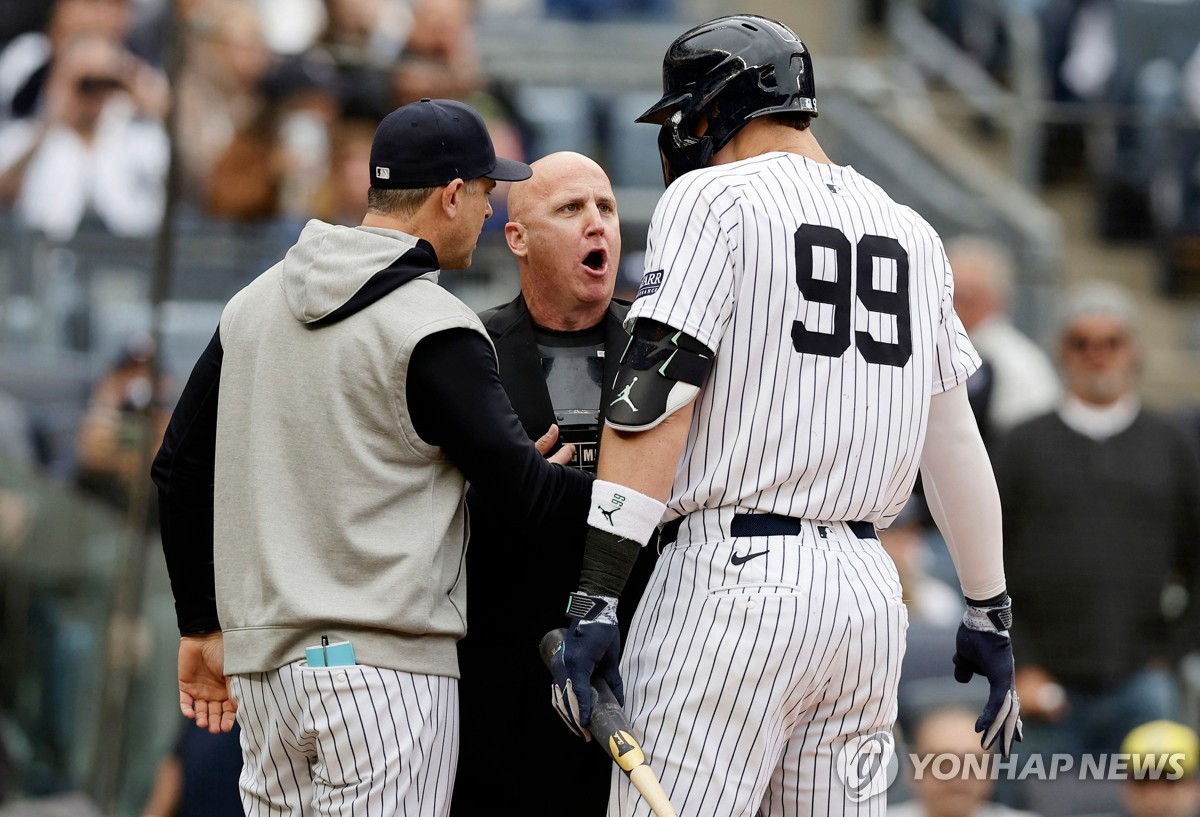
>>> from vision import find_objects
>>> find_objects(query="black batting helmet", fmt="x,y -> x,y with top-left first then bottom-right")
637,15 -> 818,185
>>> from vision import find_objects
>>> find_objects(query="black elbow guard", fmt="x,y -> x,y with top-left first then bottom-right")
606,319 -> 713,431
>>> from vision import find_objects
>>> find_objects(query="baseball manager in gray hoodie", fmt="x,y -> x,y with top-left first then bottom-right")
152,98 -> 592,816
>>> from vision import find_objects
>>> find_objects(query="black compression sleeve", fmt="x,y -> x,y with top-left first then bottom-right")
579,526 -> 642,597
151,328 -> 222,635
407,328 -> 592,529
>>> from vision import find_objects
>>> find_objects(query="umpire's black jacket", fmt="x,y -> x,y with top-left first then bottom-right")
451,293 -> 658,817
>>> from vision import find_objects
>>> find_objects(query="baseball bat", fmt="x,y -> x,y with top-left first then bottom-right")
540,628 -> 678,817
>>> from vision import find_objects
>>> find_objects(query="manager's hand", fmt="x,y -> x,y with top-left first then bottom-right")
178,632 -> 237,734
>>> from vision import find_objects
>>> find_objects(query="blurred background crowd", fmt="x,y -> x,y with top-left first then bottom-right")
0,0 -> 1198,815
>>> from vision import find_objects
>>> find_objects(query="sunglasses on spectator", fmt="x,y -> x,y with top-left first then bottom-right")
77,76 -> 124,95
1065,333 -> 1129,352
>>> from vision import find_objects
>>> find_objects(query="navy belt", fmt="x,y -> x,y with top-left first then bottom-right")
658,513 -> 875,547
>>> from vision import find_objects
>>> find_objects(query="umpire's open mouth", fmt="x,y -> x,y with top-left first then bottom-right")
582,249 -> 607,273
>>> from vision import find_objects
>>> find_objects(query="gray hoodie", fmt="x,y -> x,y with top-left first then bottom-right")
214,219 -> 490,677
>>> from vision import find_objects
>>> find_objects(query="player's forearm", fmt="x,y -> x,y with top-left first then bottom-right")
576,403 -> 694,597
920,384 -> 1006,601
597,401 -> 694,503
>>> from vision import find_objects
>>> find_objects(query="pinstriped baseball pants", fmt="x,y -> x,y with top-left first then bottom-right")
230,664 -> 458,817
609,519 -> 908,817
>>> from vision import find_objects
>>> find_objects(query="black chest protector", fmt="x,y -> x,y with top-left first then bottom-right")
535,324 -> 606,472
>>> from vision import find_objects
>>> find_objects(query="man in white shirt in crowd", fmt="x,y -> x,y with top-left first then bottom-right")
0,31 -> 168,241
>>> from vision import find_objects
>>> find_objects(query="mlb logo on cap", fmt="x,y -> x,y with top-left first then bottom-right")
376,167 -> 390,180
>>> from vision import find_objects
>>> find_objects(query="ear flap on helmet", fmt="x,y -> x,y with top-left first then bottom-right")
656,112 -> 715,186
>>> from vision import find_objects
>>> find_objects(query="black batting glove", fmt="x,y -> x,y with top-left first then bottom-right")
952,593 -> 1023,756
548,591 -> 623,740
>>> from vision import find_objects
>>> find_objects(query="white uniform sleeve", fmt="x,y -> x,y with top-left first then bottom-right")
920,382 -> 1006,601
626,174 -> 737,353
930,243 -> 982,393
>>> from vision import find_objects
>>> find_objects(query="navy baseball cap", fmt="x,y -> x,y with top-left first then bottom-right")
370,98 -> 532,189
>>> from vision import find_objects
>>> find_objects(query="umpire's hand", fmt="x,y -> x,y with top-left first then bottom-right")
951,593 -> 1023,755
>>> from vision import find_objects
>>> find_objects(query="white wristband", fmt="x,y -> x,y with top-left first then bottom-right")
587,480 -> 666,547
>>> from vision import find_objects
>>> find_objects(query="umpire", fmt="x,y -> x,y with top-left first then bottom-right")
451,152 -> 656,816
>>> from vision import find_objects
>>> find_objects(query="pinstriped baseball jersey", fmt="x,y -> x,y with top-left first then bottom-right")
627,151 -> 980,528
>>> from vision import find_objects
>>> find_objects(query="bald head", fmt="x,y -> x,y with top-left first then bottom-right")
508,152 -> 609,223
504,152 -> 620,331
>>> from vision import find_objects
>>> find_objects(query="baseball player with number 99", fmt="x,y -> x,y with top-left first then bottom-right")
547,14 -> 1022,816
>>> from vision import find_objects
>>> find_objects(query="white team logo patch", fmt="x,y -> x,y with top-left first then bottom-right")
836,732 -> 898,802
636,270 -> 664,300
375,166 -> 391,180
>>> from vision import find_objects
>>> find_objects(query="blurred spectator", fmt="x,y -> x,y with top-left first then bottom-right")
125,0 -> 211,68
1056,0 -> 1199,241
994,281 -> 1200,756
1111,720 -> 1200,817
205,55 -> 341,222
1057,0 -> 1114,104
470,91 -> 527,229
919,0 -> 1011,82
1186,42 -> 1200,117
1159,42 -> 1200,295
1035,0 -> 1101,184
175,0 -> 272,198
0,0 -> 135,123
880,505 -> 963,628
891,705 -> 1042,817
318,0 -> 409,64
75,333 -> 173,511
306,0 -> 410,118
947,236 -> 1060,445
311,115 -> 375,225
270,58 -> 341,219
391,0 -> 481,105
0,31 -> 169,241
141,719 -> 243,817
302,0 -> 502,185
301,0 -> 481,115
